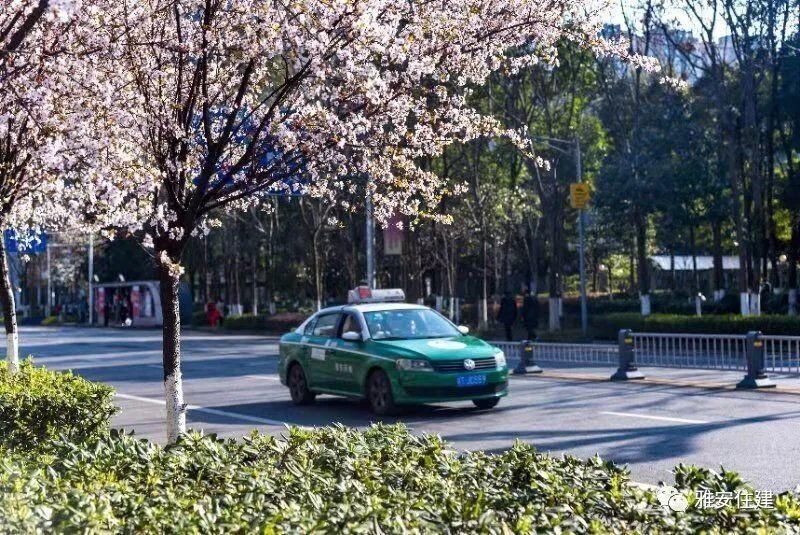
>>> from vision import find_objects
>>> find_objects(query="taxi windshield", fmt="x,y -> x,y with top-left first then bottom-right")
364,309 -> 461,340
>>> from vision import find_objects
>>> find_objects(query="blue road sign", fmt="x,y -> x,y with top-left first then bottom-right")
191,107 -> 308,196
4,229 -> 47,254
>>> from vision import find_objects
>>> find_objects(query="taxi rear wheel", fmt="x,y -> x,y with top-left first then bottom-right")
288,363 -> 316,405
367,370 -> 398,416
472,397 -> 500,410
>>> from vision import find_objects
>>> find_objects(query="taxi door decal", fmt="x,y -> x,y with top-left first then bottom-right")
311,347 -> 326,361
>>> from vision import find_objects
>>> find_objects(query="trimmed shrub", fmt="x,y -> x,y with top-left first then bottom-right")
223,312 -> 307,333
40,316 -> 60,326
191,309 -> 208,327
1,424 -> 799,533
592,313 -> 800,339
0,360 -> 117,450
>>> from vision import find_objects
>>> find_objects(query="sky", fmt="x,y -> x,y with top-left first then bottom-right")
607,0 -> 732,39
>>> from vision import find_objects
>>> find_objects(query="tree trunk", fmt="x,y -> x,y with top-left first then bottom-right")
202,237 -> 210,303
234,249 -> 241,315
690,225 -> 699,294
478,238 -> 488,330
0,236 -> 19,374
157,256 -> 185,445
712,220 -> 724,301
670,247 -> 676,291
251,252 -> 259,315
547,201 -> 561,330
312,231 -> 323,311
635,212 -> 650,316
789,214 -> 799,315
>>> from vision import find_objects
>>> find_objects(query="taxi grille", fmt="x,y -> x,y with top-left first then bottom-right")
432,357 -> 497,373
404,381 -> 507,398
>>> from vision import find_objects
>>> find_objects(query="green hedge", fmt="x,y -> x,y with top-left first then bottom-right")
592,313 -> 800,339
40,316 -> 60,326
2,425 -> 799,533
0,367 -> 798,532
222,312 -> 306,332
192,311 -> 307,332
0,360 -> 117,450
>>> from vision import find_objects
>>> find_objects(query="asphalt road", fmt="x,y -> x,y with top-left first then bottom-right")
18,326 -> 800,492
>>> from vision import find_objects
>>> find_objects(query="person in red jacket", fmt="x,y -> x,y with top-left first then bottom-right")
206,302 -> 222,328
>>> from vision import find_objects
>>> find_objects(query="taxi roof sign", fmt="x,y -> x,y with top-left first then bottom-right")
347,287 -> 405,304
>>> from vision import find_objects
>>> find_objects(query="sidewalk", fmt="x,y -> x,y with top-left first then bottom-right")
517,360 -> 800,395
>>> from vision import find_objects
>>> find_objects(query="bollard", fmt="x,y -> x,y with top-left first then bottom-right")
513,340 -> 542,375
610,329 -> 645,381
736,331 -> 776,389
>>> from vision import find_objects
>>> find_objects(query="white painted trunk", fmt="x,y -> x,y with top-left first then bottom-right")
164,372 -> 186,445
789,289 -> 797,316
749,292 -> 761,316
477,299 -> 488,330
740,293 -> 750,316
548,297 -> 561,331
269,301 -> 276,315
640,294 -> 651,317
695,296 -> 703,317
6,332 -> 19,373
435,295 -> 443,312
713,289 -> 725,302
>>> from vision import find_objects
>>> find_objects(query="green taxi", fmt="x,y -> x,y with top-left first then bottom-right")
278,296 -> 508,415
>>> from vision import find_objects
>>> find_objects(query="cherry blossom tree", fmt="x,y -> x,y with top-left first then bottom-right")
0,0 -> 100,373
86,0 -> 648,443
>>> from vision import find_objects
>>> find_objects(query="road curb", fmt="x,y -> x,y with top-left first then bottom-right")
512,370 -> 800,396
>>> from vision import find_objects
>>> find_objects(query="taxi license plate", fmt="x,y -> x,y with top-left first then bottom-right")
456,374 -> 487,387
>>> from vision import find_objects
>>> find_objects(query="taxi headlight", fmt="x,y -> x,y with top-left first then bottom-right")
396,358 -> 433,372
494,351 -> 507,369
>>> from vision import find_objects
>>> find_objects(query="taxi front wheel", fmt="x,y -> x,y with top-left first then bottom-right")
367,370 -> 398,416
288,364 -> 316,405
472,397 -> 500,410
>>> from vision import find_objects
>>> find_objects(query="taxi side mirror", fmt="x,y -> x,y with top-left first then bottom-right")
457,325 -> 469,335
342,331 -> 362,342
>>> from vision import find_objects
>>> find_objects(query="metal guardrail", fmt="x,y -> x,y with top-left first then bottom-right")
762,335 -> 800,374
632,332 -> 748,371
489,340 -> 616,365
491,330 -> 800,386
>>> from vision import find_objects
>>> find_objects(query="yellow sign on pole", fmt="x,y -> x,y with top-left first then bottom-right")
570,183 -> 590,209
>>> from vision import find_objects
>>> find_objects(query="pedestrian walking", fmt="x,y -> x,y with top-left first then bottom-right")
206,302 -> 222,328
521,291 -> 539,341
497,291 -> 517,341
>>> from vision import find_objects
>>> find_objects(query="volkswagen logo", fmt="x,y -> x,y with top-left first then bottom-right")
463,359 -> 476,371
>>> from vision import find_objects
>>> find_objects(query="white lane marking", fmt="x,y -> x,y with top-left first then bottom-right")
600,411 -> 709,425
243,374 -> 281,381
144,368 -> 278,382
115,393 -> 292,427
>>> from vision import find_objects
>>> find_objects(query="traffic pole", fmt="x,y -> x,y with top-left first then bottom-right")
575,138 -> 587,336
578,210 -> 587,336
